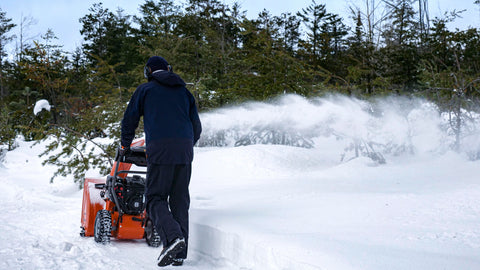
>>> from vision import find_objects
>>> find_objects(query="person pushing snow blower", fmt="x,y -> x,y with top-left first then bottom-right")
121,56 -> 202,267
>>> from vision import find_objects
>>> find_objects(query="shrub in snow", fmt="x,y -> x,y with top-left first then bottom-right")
341,139 -> 387,164
234,127 -> 314,148
197,127 -> 314,148
197,129 -> 238,147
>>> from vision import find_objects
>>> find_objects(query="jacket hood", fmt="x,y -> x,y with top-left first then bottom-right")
151,71 -> 186,87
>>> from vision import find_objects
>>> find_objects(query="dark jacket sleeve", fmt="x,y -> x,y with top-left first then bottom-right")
187,90 -> 202,145
121,87 -> 144,147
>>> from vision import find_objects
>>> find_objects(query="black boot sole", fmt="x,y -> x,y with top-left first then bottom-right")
172,259 -> 184,266
157,240 -> 186,267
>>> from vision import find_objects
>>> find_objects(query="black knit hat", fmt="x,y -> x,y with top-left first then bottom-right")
146,56 -> 170,72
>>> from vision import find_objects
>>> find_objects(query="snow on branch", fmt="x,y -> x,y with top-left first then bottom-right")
33,99 -> 51,115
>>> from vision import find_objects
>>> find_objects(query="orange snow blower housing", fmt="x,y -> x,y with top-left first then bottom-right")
80,139 -> 160,246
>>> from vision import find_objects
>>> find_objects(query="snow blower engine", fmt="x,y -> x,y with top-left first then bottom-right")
80,139 -> 161,246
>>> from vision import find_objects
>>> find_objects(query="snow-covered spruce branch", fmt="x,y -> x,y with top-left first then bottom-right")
234,128 -> 314,148
49,124 -> 113,166
40,124 -> 114,186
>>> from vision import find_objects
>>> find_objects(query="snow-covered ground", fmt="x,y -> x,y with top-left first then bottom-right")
1,95 -> 480,269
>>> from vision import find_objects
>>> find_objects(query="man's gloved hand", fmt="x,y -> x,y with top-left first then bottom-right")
118,145 -> 130,157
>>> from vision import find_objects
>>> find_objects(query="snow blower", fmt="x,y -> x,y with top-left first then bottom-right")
80,139 -> 161,246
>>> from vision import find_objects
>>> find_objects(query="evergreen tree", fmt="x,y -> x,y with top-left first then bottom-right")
346,10 -> 373,94
134,0 -> 183,65
419,13 -> 480,152
219,10 -> 309,102
381,0 -> 420,92
276,12 -> 301,53
297,1 -> 350,90
297,1 -> 329,65
12,29 -> 67,130
63,47 -> 91,115
79,3 -> 140,89
0,9 -> 20,148
0,8 -> 16,100
135,0 -> 181,39
319,13 -> 349,80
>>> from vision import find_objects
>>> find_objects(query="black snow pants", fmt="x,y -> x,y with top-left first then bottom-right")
145,163 -> 191,259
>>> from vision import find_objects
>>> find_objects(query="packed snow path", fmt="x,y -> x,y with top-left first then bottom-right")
0,140 -> 235,270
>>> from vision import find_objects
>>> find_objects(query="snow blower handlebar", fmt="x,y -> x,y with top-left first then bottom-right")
113,146 -> 148,177
115,146 -> 148,166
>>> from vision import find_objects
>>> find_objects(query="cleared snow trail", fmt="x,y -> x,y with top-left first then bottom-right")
0,140 -> 240,270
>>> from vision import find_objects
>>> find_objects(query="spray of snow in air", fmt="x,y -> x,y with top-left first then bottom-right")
198,94 -> 480,162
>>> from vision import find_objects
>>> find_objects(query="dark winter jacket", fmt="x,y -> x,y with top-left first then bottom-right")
121,71 -> 202,164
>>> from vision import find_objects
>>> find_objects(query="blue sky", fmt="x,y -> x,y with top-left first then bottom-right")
1,0 -> 479,54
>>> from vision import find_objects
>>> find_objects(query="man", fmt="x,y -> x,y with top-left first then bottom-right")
121,56 -> 202,267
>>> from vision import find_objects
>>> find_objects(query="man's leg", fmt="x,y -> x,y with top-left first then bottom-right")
145,163 -> 183,246
169,164 -> 192,259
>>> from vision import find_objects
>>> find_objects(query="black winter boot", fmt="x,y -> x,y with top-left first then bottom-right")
157,238 -> 186,267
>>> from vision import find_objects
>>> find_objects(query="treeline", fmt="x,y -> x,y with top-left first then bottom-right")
0,0 -> 479,183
